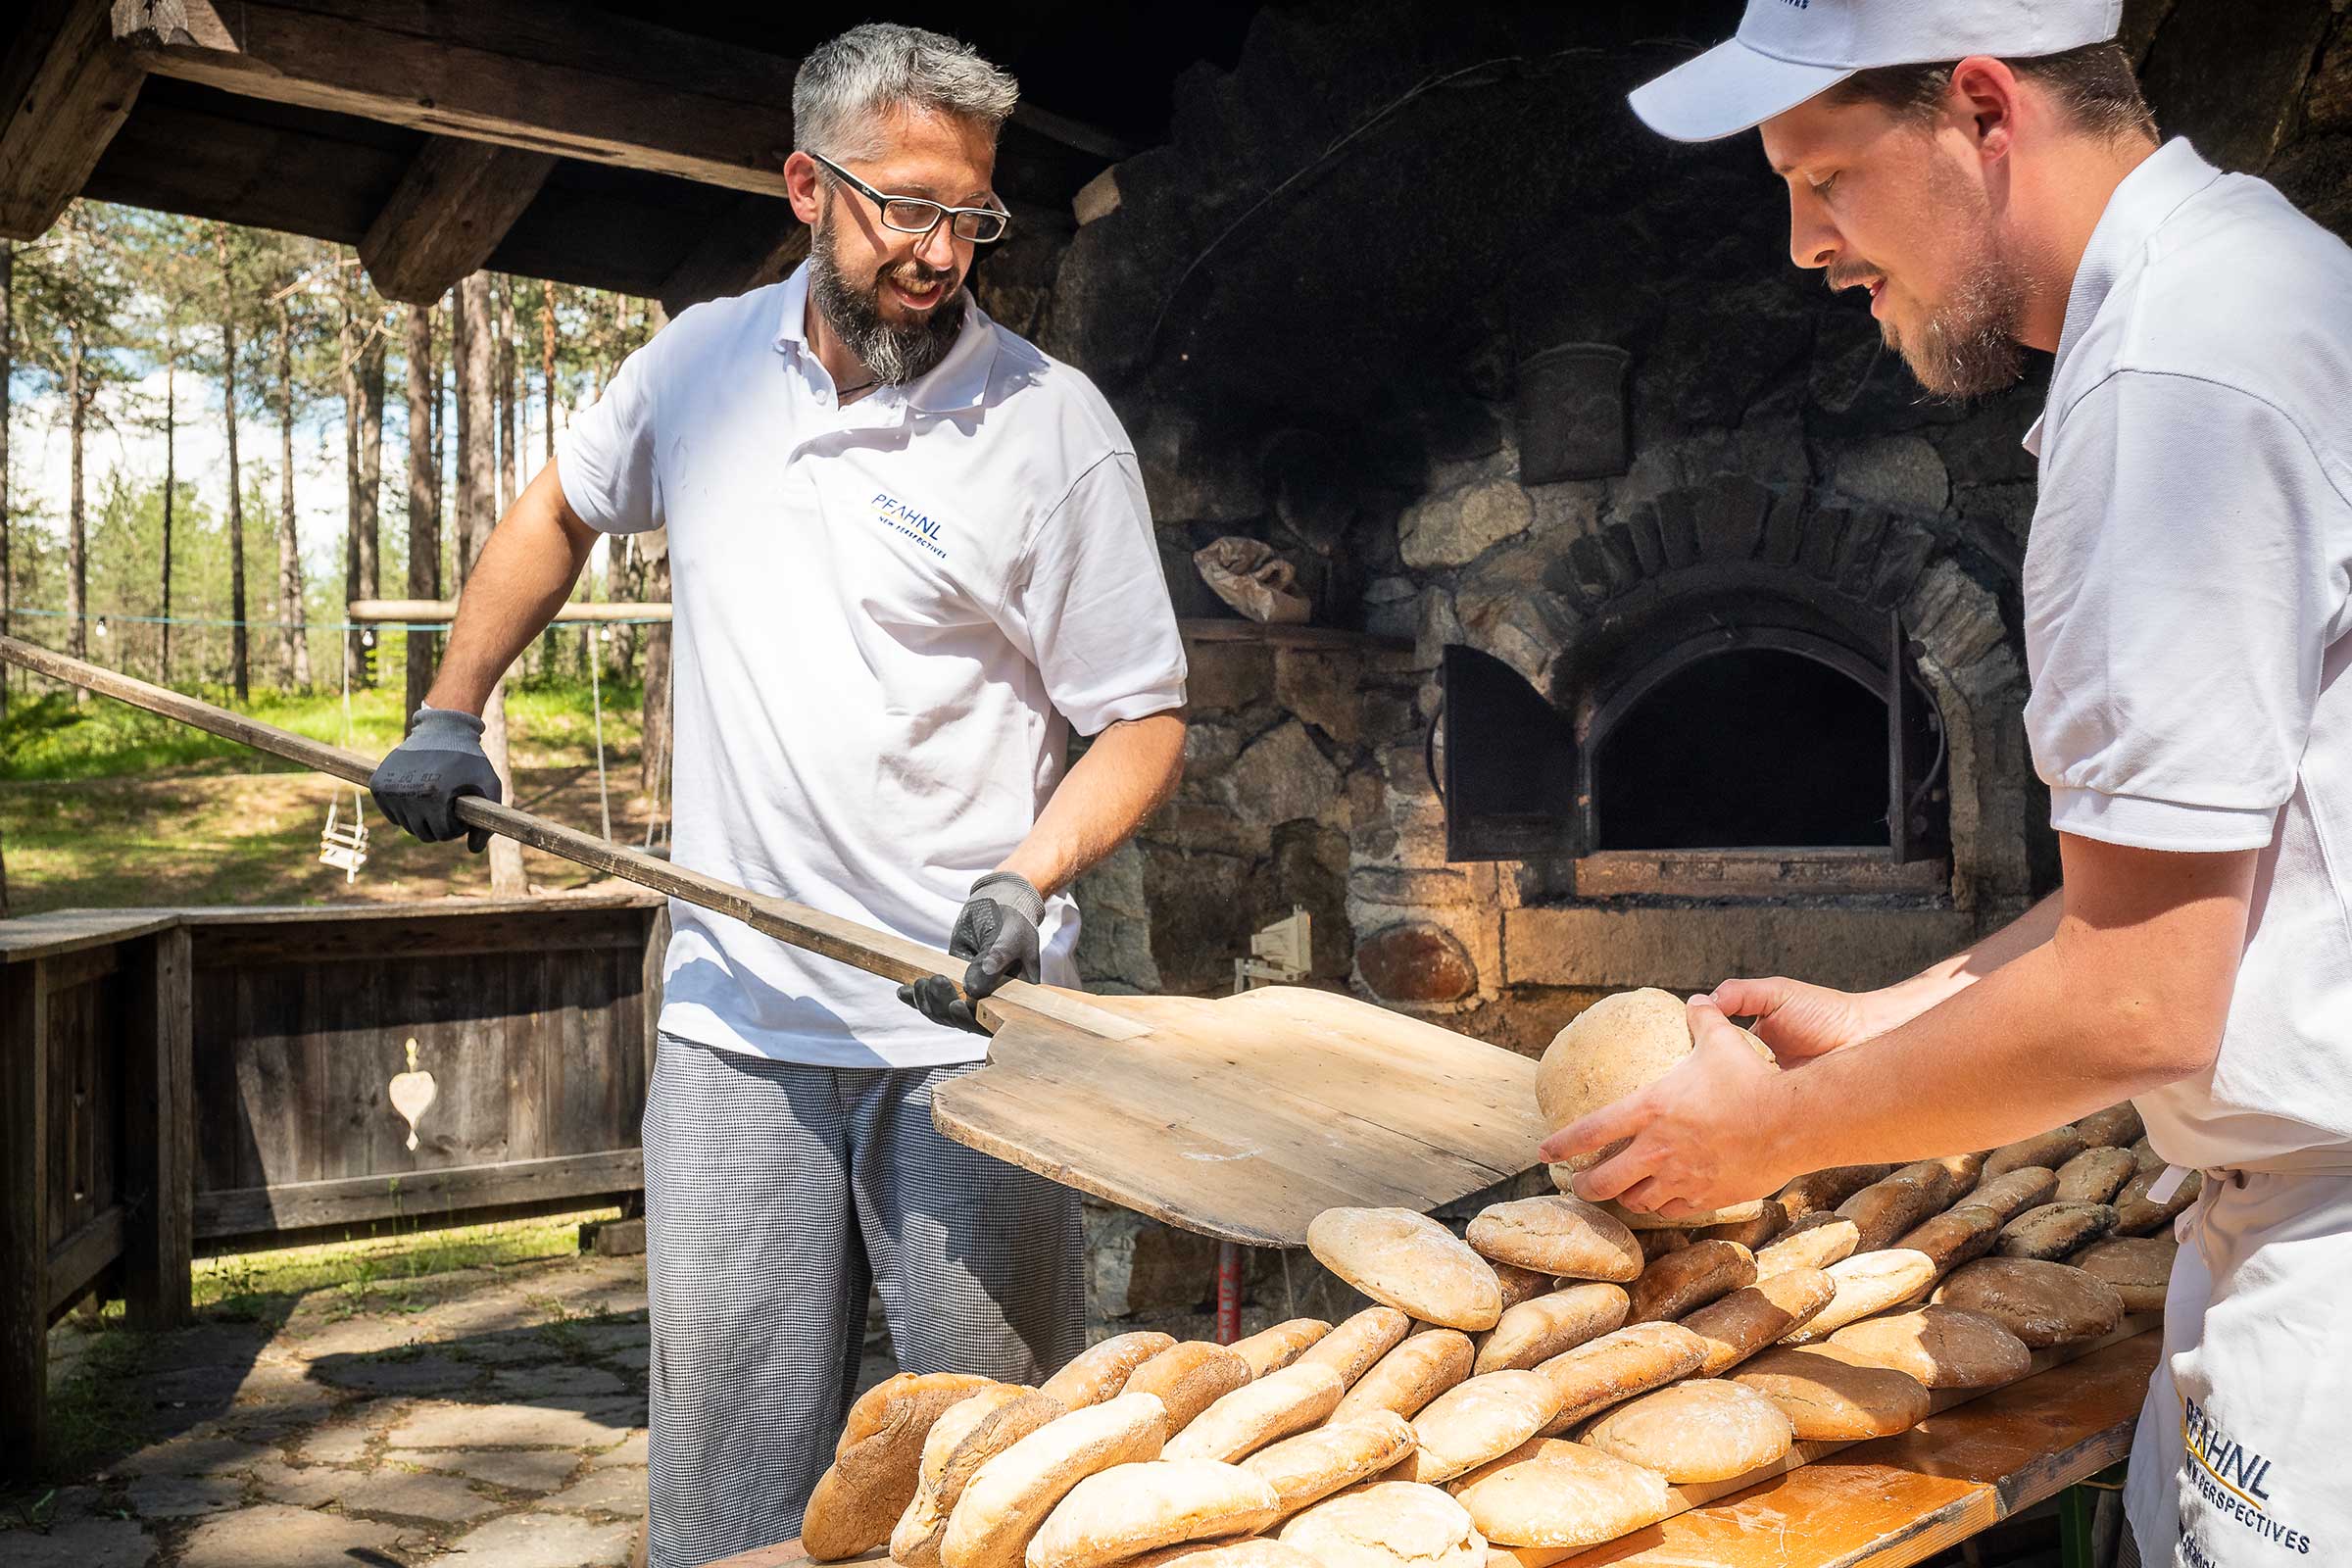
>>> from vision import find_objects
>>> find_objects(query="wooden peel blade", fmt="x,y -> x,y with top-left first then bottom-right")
0,634 -> 1143,1042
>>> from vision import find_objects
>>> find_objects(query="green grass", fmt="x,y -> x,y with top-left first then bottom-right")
194,1206 -> 622,1321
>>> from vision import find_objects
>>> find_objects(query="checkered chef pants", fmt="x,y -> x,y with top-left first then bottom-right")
642,1035 -> 1087,1568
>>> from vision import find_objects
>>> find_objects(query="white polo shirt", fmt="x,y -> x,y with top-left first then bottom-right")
2023,139 -> 2352,1172
556,266 -> 1187,1068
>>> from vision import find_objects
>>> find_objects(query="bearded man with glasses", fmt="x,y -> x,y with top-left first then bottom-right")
365,23 -> 1188,1568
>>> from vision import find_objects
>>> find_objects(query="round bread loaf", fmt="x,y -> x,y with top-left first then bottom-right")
2115,1165 -> 2201,1236
1466,1197 -> 1642,1284
1045,1333 -> 1179,1411
1754,1215 -> 1859,1279
1730,1346 -> 1931,1441
1398,1371 -> 1563,1485
1934,1258 -> 2126,1348
1835,1168 -> 1949,1253
1773,1165 -> 1898,1223
1535,1322 -> 1708,1435
2053,1148 -> 2138,1205
1628,1240 -> 1755,1323
1332,1330 -> 1473,1422
1122,1541 -> 1325,1568
1982,1128 -> 2087,1181
805,1373 -> 1003,1560
1827,1304 -> 2032,1390
1474,1284 -> 1629,1375
1678,1268 -> 1838,1376
2127,1137 -> 2163,1175
1996,1202 -> 2119,1261
1126,1345 -> 1255,1435
1306,1209 -> 1504,1332
1231,1320 -> 1336,1381
2070,1237 -> 2177,1312
1891,1204 -> 2003,1276
1446,1438 -> 1674,1548
942,1393 -> 1171,1568
1244,1413 -> 1418,1520
1696,1200 -> 1788,1250
1783,1249 -> 1937,1343
1298,1308 -> 1414,1393
1277,1481 -> 1486,1568
1579,1379 -> 1794,1484
2073,1103 -> 2145,1150
1025,1460 -> 1279,1568
1962,1166 -> 2060,1224
1167,1363 -> 1347,1464
897,1389 -> 1070,1568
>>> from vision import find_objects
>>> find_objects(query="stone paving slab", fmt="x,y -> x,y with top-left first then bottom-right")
418,1447 -> 587,1494
174,1503 -> 415,1568
0,1517 -> 154,1568
248,1457 -> 364,1510
493,1364 -> 628,1398
389,1396 -> 643,1450
426,1510 -> 636,1567
314,1350 -> 484,1395
542,1464 -> 646,1514
586,1430 -> 649,1471
123,1473 -> 242,1519
110,1431 -> 275,1479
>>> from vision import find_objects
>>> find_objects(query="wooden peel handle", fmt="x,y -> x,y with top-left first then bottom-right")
0,635 -> 1140,1040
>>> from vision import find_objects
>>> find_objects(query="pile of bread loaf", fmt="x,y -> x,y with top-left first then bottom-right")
799,989 -> 2190,1568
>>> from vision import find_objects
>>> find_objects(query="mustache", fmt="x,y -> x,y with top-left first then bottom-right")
879,258 -> 958,293
1827,261 -> 1882,291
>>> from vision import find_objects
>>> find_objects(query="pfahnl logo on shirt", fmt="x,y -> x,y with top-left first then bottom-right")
870,492 -> 949,561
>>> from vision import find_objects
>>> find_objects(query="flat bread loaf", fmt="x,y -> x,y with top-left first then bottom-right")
942,1393 -> 1171,1568
1602,1196 -> 1768,1232
1578,1379 -> 1794,1484
1535,1323 -> 1708,1435
1934,1258 -> 2126,1348
1166,1363 -> 1347,1464
1122,1542 -> 1324,1568
1996,1202 -> 2118,1261
1045,1334 -> 1179,1411
1126,1344 -> 1255,1434
1696,1200 -> 1788,1250
1773,1165 -> 1897,1223
1784,1249 -> 1937,1343
1628,1240 -> 1754,1323
897,1389 -> 1069,1568
1754,1216 -> 1859,1279
1332,1330 -> 1473,1422
1446,1438 -> 1674,1549
1891,1204 -> 2002,1276
2069,1237 -> 2177,1312
1962,1166 -> 2059,1224
1826,1304 -> 2032,1390
1836,1167 -> 1950,1252
805,1373 -> 1002,1560
2115,1166 -> 2201,1236
1025,1460 -> 1279,1568
1307,1209 -> 1504,1332
1398,1371 -> 1563,1485
1730,1347 -> 1931,1441
1678,1268 -> 1838,1376
1473,1284 -> 1628,1375
1466,1197 -> 1642,1284
2053,1148 -> 2138,1205
1489,1264 -> 1556,1312
1231,1320 -> 1335,1380
1298,1308 -> 1414,1393
2074,1104 -> 2145,1149
1277,1481 -> 1486,1568
1243,1413 -> 1418,1520
1982,1128 -> 2086,1180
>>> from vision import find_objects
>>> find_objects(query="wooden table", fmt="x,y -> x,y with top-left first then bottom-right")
712,1332 -> 2156,1568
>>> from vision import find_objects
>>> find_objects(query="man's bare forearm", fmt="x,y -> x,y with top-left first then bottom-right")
998,711 -> 1185,898
425,465 -> 601,715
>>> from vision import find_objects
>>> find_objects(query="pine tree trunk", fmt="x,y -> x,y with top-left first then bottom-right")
220,230 -> 248,703
66,322 -> 86,664
357,310 -> 385,688
404,302 -> 439,721
461,272 -> 526,895
341,287 -> 361,686
0,239 -> 12,715
498,277 -> 518,514
433,289 -> 448,592
162,342 -> 175,682
276,296 -> 309,689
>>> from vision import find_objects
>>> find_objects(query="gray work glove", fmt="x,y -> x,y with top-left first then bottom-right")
899,871 -> 1045,1034
368,706 -> 502,853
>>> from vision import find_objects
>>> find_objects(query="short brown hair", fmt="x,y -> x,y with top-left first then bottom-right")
1825,41 -> 2156,144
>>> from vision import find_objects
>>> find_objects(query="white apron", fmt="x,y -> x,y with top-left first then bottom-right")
2124,1166 -> 2352,1565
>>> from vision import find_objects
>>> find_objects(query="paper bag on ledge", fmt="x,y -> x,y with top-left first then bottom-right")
1195,536 -> 1312,625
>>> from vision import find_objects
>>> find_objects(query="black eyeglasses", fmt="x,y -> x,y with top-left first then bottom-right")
806,152 -> 1010,244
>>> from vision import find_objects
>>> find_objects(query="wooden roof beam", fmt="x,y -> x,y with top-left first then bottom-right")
362,136 -> 557,305
1,1 -> 148,240
659,196 -> 808,318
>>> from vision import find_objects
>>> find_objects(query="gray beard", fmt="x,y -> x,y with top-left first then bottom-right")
808,214 -> 967,387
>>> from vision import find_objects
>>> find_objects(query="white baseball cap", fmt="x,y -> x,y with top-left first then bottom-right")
1629,0 -> 2123,143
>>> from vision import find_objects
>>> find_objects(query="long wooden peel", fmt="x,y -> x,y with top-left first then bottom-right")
0,634 -> 1141,1042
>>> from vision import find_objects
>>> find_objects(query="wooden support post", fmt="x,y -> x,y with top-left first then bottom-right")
0,956 -> 50,1479
361,137 -> 557,307
0,0 -> 148,240
122,926 -> 191,1328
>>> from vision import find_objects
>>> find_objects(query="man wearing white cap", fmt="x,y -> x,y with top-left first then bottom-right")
1542,6 -> 2352,1565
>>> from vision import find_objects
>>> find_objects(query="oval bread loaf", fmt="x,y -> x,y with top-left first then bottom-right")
1277,1481 -> 1486,1568
1398,1371 -> 1564,1485
1982,1128 -> 2087,1181
1126,1345 -> 1255,1435
1446,1438 -> 1673,1549
1678,1268 -> 1838,1376
1045,1333 -> 1179,1411
1579,1379 -> 1793,1484
1167,1364 -> 1347,1464
897,1389 -> 1070,1568
1633,1228 -> 1690,1263
1489,1264 -> 1556,1313
1026,1460 -> 1280,1568
1754,1216 -> 1859,1279
2074,1103 -> 2145,1149
1961,1166 -> 2059,1224
1243,1412 -> 1417,1520
942,1393 -> 1171,1568
1729,1347 -> 1931,1441
1783,1249 -> 1937,1343
1934,1258 -> 2125,1348
1930,1152 -> 1988,1188
2053,1148 -> 2138,1205
1534,1323 -> 1708,1435
1466,1197 -> 1642,1284
1298,1308 -> 1414,1393
1836,1168 -> 1949,1252
1122,1542 -> 1325,1568
1827,1304 -> 2032,1390
804,1373 -> 1003,1560
1996,1202 -> 2118,1261
2070,1237 -> 2177,1312
1601,1196 -> 1767,1232
1774,1165 -> 1898,1223
1696,1200 -> 1788,1250
2115,1166 -> 2201,1236
1891,1204 -> 2003,1276
1474,1284 -> 1629,1375
1332,1330 -> 1473,1422
1629,1240 -> 1754,1323
1231,1320 -> 1335,1381
1306,1209 -> 1504,1332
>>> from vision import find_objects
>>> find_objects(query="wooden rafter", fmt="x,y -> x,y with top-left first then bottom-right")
0,0 -> 149,240
361,136 -> 558,305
